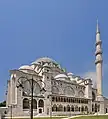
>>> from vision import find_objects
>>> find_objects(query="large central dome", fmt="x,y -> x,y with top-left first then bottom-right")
31,57 -> 58,65
31,57 -> 66,72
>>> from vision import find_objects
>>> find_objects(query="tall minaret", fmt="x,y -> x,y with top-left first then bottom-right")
95,20 -> 103,96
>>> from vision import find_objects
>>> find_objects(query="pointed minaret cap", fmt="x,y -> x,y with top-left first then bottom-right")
96,19 -> 100,34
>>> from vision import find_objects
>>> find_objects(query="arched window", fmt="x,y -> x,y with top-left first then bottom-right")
61,97 -> 63,102
57,106 -> 59,112
92,104 -> 94,112
95,104 -> 97,112
52,97 -> 55,102
75,105 -> 78,111
92,91 -> 96,102
78,99 -> 81,103
23,98 -> 29,109
52,104 -> 57,111
58,97 -> 60,102
69,98 -> 71,103
58,105 -> 63,111
64,98 -> 66,102
106,108 -> 108,113
38,99 -> 44,107
81,106 -> 84,112
56,97 -> 58,102
66,98 -> 68,102
78,91 -> 84,97
67,105 -> 70,112
79,107 -> 80,112
23,80 -> 41,96
73,98 -> 75,103
52,86 -> 59,94
98,105 -> 100,112
33,99 -> 37,109
71,105 -> 74,112
85,106 -> 88,112
64,106 -> 66,112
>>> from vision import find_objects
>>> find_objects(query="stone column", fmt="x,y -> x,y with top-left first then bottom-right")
37,99 -> 39,114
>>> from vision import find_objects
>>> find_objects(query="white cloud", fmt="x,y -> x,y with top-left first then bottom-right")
80,62 -> 108,88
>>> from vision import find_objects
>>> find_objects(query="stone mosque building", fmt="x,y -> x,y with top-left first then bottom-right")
5,22 -> 108,117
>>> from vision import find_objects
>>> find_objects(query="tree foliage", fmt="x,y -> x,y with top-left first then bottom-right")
0,101 -> 6,107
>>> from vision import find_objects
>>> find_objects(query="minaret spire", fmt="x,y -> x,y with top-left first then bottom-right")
96,19 -> 100,34
95,20 -> 103,96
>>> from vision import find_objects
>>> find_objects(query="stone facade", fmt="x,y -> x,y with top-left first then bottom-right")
5,57 -> 108,117
0,107 -> 7,119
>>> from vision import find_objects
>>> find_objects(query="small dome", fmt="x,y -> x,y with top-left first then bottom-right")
67,72 -> 73,76
54,74 -> 68,79
69,76 -> 78,84
31,57 -> 57,65
19,65 -> 34,70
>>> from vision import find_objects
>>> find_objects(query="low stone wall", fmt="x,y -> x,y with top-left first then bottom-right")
0,107 -> 8,119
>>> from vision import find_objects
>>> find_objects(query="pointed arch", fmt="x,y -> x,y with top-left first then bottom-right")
67,105 -> 70,111
64,86 -> 75,96
52,86 -> 59,94
64,106 -> 66,112
81,106 -> 84,112
92,104 -> 94,112
85,106 -> 88,112
23,80 -> 41,96
52,104 -> 57,111
95,103 -> 97,112
38,99 -> 44,107
33,99 -> 37,109
92,91 -> 96,101
75,105 -> 78,111
78,90 -> 84,97
98,105 -> 100,112
58,104 -> 63,111
79,107 -> 80,112
71,105 -> 74,112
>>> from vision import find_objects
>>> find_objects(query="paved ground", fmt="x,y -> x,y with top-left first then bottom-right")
62,114 -> 108,119
4,113 -> 108,119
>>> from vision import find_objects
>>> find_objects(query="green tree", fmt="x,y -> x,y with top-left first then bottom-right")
0,101 -> 6,107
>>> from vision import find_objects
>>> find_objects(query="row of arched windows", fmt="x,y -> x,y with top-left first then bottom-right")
23,98 -> 44,109
52,104 -> 88,112
52,96 -> 88,104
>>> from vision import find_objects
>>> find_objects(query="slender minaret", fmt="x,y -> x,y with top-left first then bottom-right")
95,20 -> 103,96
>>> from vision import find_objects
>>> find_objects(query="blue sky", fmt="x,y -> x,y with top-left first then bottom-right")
0,0 -> 108,102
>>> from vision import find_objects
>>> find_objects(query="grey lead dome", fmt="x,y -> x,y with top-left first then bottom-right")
31,57 -> 58,65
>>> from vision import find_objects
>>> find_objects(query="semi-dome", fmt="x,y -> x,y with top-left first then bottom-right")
54,74 -> 68,79
31,57 -> 57,65
19,65 -> 34,70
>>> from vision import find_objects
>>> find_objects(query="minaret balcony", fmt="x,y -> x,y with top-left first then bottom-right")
95,49 -> 102,56
95,40 -> 102,46
95,59 -> 103,64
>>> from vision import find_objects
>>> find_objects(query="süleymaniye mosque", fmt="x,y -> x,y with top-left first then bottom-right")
1,22 -> 108,118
